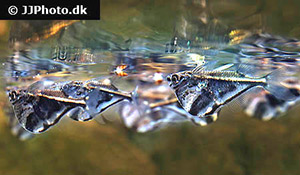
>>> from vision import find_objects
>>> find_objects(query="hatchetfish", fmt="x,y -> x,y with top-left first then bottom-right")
167,65 -> 298,120
7,79 -> 132,133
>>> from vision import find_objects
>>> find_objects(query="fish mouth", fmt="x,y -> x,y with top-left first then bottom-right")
168,79 -> 186,90
166,75 -> 172,82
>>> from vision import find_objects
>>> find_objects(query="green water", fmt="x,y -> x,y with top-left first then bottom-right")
2,0 -> 300,175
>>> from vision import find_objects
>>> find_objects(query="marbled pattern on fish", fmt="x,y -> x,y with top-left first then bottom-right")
7,80 -> 131,133
167,66 -> 268,119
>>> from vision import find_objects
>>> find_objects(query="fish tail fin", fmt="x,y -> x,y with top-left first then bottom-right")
265,68 -> 299,101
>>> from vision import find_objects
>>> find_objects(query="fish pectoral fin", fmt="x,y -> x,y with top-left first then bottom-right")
192,112 -> 220,126
205,112 -> 219,124
236,63 -> 261,77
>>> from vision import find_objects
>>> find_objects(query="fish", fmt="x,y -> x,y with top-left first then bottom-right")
7,79 -> 132,133
167,64 -> 298,120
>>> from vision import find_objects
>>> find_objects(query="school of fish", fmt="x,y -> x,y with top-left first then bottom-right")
5,32 -> 300,140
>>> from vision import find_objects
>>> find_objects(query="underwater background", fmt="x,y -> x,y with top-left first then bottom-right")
1,0 -> 300,175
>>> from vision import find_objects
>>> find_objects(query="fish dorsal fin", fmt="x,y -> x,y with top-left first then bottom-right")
191,65 -> 205,74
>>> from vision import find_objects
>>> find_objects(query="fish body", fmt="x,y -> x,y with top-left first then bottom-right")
7,80 -> 131,133
167,66 -> 295,119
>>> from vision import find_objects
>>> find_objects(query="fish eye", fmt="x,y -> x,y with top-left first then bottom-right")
171,74 -> 180,83
9,91 -> 17,101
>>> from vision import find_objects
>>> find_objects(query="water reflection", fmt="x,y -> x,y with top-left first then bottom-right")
3,0 -> 300,174
5,30 -> 300,137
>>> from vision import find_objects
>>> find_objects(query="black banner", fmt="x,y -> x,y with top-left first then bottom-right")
0,0 -> 100,20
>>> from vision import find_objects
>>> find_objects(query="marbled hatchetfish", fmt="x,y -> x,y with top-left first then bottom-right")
167,65 -> 298,120
7,80 -> 131,133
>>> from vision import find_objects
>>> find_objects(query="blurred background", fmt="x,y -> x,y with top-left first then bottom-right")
1,0 -> 300,175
